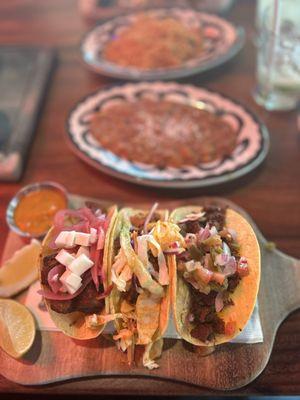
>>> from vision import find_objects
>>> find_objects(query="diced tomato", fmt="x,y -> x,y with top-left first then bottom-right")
237,257 -> 249,277
225,320 -> 236,336
212,272 -> 225,285
194,265 -> 213,285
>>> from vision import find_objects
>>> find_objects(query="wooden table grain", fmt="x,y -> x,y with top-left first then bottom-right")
0,0 -> 299,396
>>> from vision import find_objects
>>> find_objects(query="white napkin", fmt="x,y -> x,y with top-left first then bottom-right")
25,281 -> 263,343
25,281 -> 59,331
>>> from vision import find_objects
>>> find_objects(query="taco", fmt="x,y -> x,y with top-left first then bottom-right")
39,205 -> 118,340
107,204 -> 184,369
169,205 -> 260,346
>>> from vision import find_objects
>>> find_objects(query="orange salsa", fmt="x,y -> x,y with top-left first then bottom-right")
14,188 -> 67,236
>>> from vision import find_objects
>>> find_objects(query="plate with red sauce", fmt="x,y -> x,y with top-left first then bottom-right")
80,8 -> 245,80
66,82 -> 269,189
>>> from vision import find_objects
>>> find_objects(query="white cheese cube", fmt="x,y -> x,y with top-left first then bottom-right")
68,254 -> 94,276
65,231 -> 76,248
55,231 -> 70,247
55,231 -> 77,248
90,228 -> 97,244
55,249 -> 75,267
60,270 -> 82,288
76,246 -> 90,258
59,270 -> 82,294
74,232 -> 91,246
62,283 -> 77,295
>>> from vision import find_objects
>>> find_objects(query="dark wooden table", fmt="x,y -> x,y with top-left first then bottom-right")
0,0 -> 300,396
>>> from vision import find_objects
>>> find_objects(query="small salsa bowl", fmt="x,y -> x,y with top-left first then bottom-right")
6,181 -> 68,239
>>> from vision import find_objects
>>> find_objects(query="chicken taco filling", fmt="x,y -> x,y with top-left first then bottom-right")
110,204 -> 184,369
176,205 -> 249,343
39,206 -> 113,321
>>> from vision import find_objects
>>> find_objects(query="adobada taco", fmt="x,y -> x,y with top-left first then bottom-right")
39,205 -> 118,340
107,204 -> 184,369
169,205 -> 260,346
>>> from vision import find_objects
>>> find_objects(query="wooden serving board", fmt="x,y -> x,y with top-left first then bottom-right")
1,195 -> 300,391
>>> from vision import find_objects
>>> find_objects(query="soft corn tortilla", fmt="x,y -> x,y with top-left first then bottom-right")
39,205 -> 118,340
108,207 -> 170,344
169,206 -> 261,346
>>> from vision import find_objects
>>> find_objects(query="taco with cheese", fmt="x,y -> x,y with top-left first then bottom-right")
39,205 -> 118,340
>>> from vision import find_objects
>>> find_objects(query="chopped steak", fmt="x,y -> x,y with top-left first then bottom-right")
191,323 -> 213,342
73,282 -> 105,314
179,205 -> 226,234
48,282 -> 105,315
189,286 -> 227,341
183,220 -> 201,234
41,254 -> 105,315
211,315 -> 225,334
49,299 -> 74,314
203,205 -> 226,231
198,306 -> 211,323
227,273 -> 241,292
41,254 -> 58,285
191,289 -> 217,307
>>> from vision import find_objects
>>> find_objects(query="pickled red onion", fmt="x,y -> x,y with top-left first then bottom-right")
49,208 -> 107,249
90,244 -> 101,290
39,275 -> 92,300
223,257 -> 237,276
47,264 -> 65,294
197,224 -> 211,242
215,291 -> 224,312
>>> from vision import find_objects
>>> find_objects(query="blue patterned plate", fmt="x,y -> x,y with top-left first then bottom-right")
66,82 -> 269,188
80,8 -> 245,81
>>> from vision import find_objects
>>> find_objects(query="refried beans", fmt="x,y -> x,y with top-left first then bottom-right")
90,99 -> 238,168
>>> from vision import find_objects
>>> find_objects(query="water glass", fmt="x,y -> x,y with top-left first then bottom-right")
254,0 -> 300,111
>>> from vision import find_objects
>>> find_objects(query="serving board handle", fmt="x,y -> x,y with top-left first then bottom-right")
263,246 -> 300,322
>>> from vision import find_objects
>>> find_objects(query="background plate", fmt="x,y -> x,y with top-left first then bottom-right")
81,8 -> 245,81
66,82 -> 270,189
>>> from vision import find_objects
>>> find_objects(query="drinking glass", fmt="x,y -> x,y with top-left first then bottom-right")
254,0 -> 300,111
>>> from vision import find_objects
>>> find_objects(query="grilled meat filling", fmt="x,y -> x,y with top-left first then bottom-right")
42,253 -> 105,315
179,205 -> 243,342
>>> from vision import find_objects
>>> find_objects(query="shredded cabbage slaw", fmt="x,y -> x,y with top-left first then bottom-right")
111,208 -> 185,369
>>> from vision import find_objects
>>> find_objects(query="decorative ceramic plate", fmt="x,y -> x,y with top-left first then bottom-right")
66,82 -> 269,189
80,8 -> 245,80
